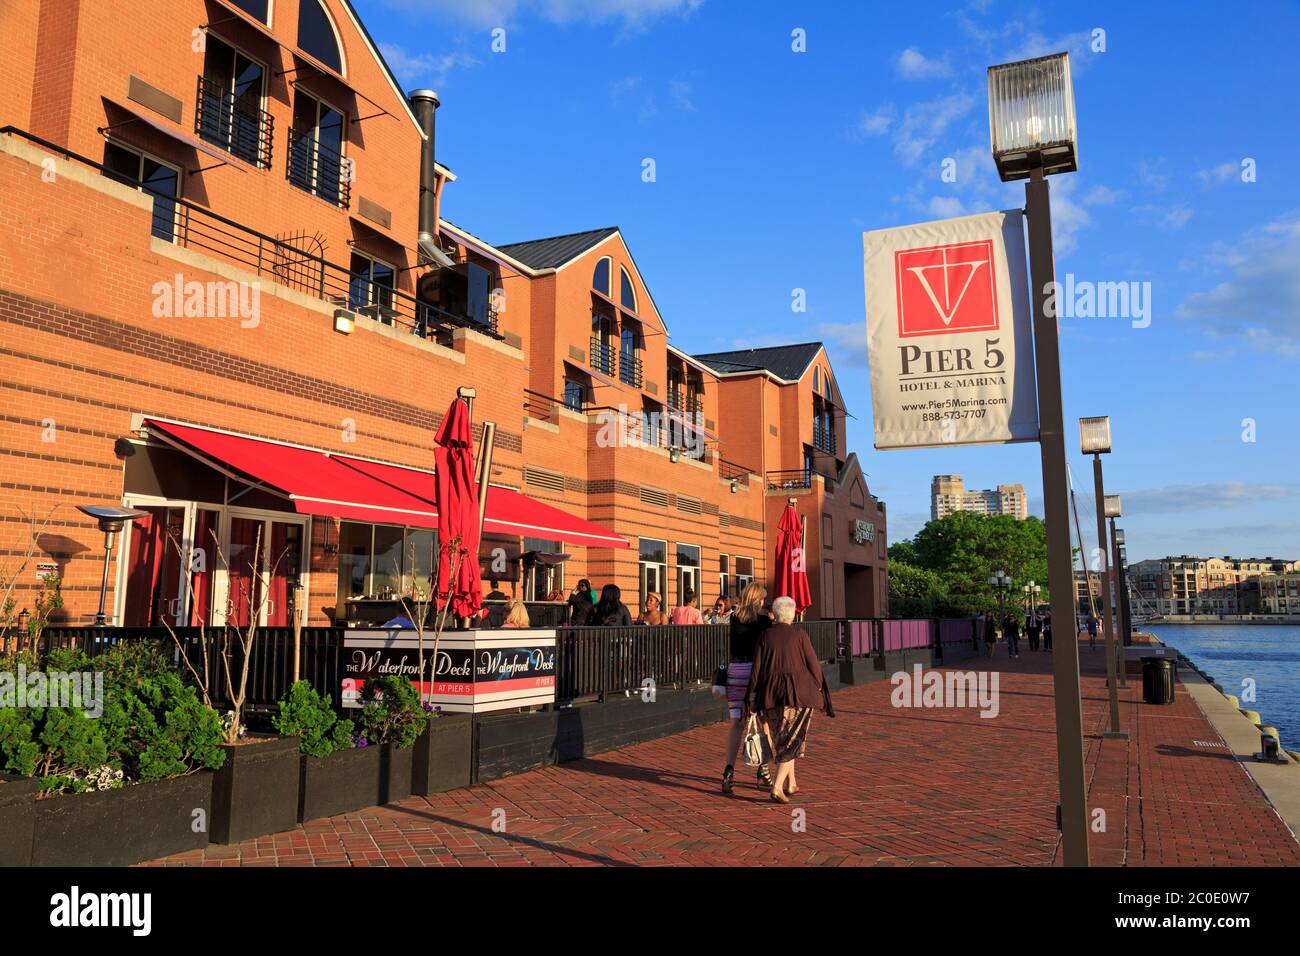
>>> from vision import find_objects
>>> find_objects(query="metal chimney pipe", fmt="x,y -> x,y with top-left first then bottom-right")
409,89 -> 440,249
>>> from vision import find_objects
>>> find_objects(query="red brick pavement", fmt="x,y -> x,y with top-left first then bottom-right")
143,638 -> 1300,867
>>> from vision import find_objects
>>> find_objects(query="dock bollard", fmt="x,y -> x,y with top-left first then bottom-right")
1254,727 -> 1288,764
1223,695 -> 1238,709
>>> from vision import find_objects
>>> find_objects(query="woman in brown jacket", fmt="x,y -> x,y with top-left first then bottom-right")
745,595 -> 835,803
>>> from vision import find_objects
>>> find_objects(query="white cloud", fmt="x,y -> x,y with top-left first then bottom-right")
1083,184 -> 1124,205
1046,175 -> 1091,256
857,105 -> 895,137
379,44 -> 479,87
1130,203 -> 1194,230
818,322 -> 868,367
892,93 -> 975,165
894,47 -> 952,80
1195,161 -> 1242,186
1177,214 -> 1300,353
1112,482 -> 1299,515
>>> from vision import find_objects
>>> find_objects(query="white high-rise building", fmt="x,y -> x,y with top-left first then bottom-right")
930,475 -> 1028,521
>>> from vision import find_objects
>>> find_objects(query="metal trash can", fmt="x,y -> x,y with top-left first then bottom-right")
1141,656 -> 1175,705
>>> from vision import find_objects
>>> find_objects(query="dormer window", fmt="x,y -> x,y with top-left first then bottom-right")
298,0 -> 343,74
592,256 -> 611,296
620,267 -> 637,311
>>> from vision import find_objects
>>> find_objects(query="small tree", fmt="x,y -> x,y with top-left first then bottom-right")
0,506 -> 57,654
160,525 -> 288,745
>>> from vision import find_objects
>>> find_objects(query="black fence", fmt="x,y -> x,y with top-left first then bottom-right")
32,619 -> 848,711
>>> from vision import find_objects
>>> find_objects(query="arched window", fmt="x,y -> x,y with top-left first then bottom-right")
298,0 -> 343,74
620,267 -> 637,311
812,366 -> 819,392
230,0 -> 269,23
592,256 -> 611,295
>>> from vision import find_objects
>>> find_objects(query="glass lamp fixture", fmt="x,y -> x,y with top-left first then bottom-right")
1118,546 -> 1127,565
1103,494 -> 1122,518
1114,529 -> 1125,546
1079,416 -> 1112,455
987,52 -> 1078,181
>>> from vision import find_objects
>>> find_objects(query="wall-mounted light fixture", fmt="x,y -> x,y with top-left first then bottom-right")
333,308 -> 355,335
668,446 -> 680,463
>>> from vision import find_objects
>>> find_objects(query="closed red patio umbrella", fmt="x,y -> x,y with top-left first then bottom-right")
774,501 -> 812,614
434,397 -> 483,620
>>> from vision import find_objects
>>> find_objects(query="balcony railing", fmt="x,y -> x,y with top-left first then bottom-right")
194,75 -> 273,168
590,335 -> 616,376
719,458 -> 752,486
0,129 -> 507,350
766,469 -> 812,491
618,351 -> 642,387
286,127 -> 351,209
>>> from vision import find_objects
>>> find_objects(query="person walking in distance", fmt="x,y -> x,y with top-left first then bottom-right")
1002,612 -> 1021,660
983,610 -> 998,659
1025,608 -> 1042,652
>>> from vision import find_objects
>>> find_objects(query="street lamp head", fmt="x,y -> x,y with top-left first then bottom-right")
987,52 -> 1078,182
1103,494 -> 1122,518
1079,416 -> 1112,455
1114,529 -> 1126,546
76,504 -> 147,535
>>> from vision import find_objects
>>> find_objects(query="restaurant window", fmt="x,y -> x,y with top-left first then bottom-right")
523,537 -> 563,601
199,34 -> 267,167
335,522 -> 437,618
102,141 -> 179,242
592,256 -> 611,296
619,267 -> 637,311
719,553 -> 730,599
289,89 -> 346,206
297,0 -> 343,73
735,556 -> 754,594
639,538 -> 667,610
348,251 -> 395,318
676,543 -> 701,605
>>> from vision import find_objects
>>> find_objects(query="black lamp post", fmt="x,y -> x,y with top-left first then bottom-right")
989,50 -> 1088,866
77,505 -> 147,626
1080,416 -> 1126,739
989,569 -> 1013,612
1104,495 -> 1129,683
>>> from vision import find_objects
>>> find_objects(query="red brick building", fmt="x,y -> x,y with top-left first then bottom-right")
0,0 -> 887,629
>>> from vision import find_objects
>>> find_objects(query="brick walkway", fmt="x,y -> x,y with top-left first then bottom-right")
143,637 -> 1300,867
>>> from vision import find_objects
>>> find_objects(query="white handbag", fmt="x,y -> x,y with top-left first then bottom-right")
742,714 -> 767,767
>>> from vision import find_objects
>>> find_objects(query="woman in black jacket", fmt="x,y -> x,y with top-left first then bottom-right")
591,584 -> 633,626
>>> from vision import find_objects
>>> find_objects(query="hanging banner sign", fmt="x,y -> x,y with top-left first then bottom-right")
862,210 -> 1039,449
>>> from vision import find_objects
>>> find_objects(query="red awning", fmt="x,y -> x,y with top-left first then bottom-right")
144,419 -> 628,548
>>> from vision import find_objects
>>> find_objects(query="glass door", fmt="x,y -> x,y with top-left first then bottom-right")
121,504 -> 188,626
224,512 -> 307,628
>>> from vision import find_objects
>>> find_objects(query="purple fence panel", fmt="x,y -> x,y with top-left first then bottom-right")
850,620 -> 872,656
881,619 -> 932,651
940,618 -> 979,645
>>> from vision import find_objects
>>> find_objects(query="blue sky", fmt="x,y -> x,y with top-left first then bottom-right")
353,0 -> 1300,563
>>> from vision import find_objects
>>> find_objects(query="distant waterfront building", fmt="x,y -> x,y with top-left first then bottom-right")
1129,556 -> 1300,615
930,475 -> 1028,521
1259,573 -> 1300,615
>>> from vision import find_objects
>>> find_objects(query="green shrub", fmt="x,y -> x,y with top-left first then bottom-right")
272,681 -> 355,757
0,640 -> 225,795
359,676 -> 429,750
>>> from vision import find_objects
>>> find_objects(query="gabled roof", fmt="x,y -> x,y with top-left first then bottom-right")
495,227 -> 619,270
694,343 -> 825,382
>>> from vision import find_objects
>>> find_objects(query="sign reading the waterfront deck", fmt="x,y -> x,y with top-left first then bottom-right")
862,210 -> 1038,449
341,629 -> 556,714
852,520 -> 875,544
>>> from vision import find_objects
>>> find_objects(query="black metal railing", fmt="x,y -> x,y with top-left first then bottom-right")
195,75 -> 273,168
719,458 -> 753,485
766,469 -> 812,491
37,626 -> 343,714
618,352 -> 643,387
286,126 -> 351,209
590,336 -> 616,375
0,129 -> 510,347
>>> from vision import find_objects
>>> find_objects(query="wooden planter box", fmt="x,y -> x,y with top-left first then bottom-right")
31,772 -> 213,867
298,743 -> 413,823
411,715 -> 472,796
0,774 -> 38,866
210,735 -> 301,845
